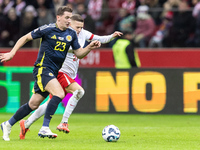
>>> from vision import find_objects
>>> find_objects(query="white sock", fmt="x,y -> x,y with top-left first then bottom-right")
61,89 -> 84,123
25,103 -> 47,128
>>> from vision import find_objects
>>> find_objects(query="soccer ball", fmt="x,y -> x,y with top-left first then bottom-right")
102,125 -> 120,142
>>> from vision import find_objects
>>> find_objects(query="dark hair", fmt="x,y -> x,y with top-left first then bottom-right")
71,14 -> 84,22
56,6 -> 73,16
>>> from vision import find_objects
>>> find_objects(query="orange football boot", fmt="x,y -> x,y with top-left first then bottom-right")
19,120 -> 30,139
56,123 -> 70,133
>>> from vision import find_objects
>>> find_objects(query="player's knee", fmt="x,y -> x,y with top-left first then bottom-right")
58,92 -> 65,99
28,102 -> 39,110
74,89 -> 85,100
55,90 -> 65,99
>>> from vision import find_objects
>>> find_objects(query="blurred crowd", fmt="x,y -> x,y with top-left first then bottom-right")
0,0 -> 200,48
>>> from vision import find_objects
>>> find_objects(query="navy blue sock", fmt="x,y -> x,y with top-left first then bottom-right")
8,103 -> 32,126
43,96 -> 62,127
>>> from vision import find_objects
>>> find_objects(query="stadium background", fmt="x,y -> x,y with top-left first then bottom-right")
0,0 -> 200,115
1,48 -> 200,114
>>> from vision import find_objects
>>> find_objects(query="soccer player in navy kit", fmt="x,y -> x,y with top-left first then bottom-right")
0,6 -> 101,141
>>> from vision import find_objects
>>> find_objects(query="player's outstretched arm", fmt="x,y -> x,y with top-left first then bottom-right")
0,32 -> 33,62
112,31 -> 123,38
74,40 -> 101,59
90,31 -> 123,44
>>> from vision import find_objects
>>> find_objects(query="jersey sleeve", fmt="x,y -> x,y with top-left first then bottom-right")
84,29 -> 115,44
31,24 -> 49,39
71,32 -> 81,50
82,29 -> 93,40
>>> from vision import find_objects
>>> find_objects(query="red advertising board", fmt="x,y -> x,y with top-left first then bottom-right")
0,48 -> 38,66
1,48 -> 200,68
0,48 -> 115,67
138,48 -> 200,68
79,49 -> 115,68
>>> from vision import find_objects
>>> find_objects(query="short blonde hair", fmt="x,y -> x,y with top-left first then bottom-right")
71,14 -> 84,22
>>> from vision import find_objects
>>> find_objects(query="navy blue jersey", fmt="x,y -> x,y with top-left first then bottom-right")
31,23 -> 81,75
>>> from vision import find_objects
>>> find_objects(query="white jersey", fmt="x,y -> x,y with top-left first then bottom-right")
59,29 -> 115,79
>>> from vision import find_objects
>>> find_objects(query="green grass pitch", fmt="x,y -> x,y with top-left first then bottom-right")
0,113 -> 200,150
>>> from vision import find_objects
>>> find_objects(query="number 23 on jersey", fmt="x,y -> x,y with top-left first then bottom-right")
54,41 -> 66,51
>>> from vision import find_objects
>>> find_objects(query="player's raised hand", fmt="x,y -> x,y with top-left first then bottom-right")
74,40 -> 101,59
89,40 -> 101,49
112,31 -> 123,38
0,52 -> 14,62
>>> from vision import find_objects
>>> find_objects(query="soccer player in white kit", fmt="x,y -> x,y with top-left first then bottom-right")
19,14 -> 122,139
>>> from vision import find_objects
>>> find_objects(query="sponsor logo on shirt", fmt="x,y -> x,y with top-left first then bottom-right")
51,35 -> 57,39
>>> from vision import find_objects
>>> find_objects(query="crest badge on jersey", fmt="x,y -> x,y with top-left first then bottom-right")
66,35 -> 72,42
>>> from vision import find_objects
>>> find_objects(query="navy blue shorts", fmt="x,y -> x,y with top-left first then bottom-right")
32,66 -> 57,98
